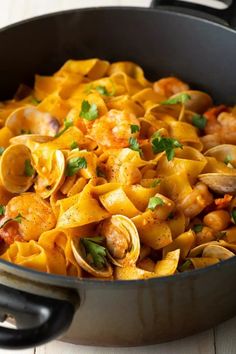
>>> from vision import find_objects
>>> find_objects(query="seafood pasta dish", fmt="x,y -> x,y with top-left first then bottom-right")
0,59 -> 235,279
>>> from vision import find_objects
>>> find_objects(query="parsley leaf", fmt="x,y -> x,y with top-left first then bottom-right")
150,179 -> 161,188
216,231 -> 227,241
129,137 -> 143,156
231,208 -> 236,224
66,157 -> 87,177
151,133 -> 183,161
148,196 -> 164,211
96,86 -> 110,96
70,141 -> 79,150
178,259 -> 192,272
161,93 -> 191,105
55,118 -> 73,138
0,147 -> 5,156
31,96 -> 41,105
81,236 -> 107,269
0,213 -> 24,229
192,224 -> 203,233
224,155 -> 233,165
24,159 -> 35,177
0,205 -> 5,216
192,114 -> 207,130
80,100 -> 98,121
130,125 -> 140,134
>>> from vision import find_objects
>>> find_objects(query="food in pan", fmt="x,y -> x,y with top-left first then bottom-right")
0,59 -> 235,279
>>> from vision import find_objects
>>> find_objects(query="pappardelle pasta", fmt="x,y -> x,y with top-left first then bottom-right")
0,58 -> 236,279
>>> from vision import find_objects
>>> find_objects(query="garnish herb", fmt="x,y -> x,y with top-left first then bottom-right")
96,167 -> 106,178
130,125 -> 140,134
0,205 -> 5,216
148,196 -> 164,211
81,236 -> 107,269
192,114 -> 207,130
161,93 -> 191,105
20,129 -> 32,135
80,100 -> 98,121
0,213 -> 24,229
150,179 -> 161,188
192,224 -> 203,233
0,147 -> 5,156
231,208 -> 236,224
178,259 -> 192,272
55,118 -> 73,138
66,157 -> 87,176
224,155 -> 233,165
96,85 -> 110,96
70,141 -> 79,150
216,231 -> 227,241
31,97 -> 41,105
129,137 -> 143,156
151,132 -> 183,161
24,159 -> 35,177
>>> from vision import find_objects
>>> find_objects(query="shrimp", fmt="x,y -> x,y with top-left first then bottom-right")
218,112 -> 236,144
204,105 -> 228,135
153,77 -> 189,98
90,109 -> 140,148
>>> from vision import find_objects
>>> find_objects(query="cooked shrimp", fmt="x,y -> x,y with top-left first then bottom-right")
153,77 -> 189,98
218,112 -> 236,144
0,221 -> 23,245
90,109 -> 140,148
178,182 -> 213,218
204,105 -> 228,135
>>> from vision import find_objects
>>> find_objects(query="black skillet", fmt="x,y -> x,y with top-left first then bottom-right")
0,0 -> 235,349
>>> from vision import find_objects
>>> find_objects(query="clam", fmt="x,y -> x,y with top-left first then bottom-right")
0,144 -> 35,193
34,149 -> 65,198
198,173 -> 236,194
198,144 -> 236,194
99,215 -> 140,267
5,106 -> 60,136
10,134 -> 53,146
170,90 -> 213,114
202,244 -> 235,260
189,241 -> 219,257
71,236 -> 113,278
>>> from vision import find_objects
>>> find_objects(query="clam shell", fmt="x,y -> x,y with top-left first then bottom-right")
71,237 -> 113,278
6,106 -> 60,136
202,244 -> 235,260
198,173 -> 236,194
205,144 -> 236,168
0,144 -> 34,193
99,214 -> 140,267
171,90 -> 213,114
10,134 -> 53,146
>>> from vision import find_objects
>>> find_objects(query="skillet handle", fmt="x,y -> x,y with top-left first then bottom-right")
0,283 -> 76,349
151,0 -> 236,28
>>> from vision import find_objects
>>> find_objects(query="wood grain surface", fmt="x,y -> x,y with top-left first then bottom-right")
0,1 -> 235,353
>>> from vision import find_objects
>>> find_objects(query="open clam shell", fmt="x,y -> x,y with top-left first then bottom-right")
202,244 -> 235,260
198,173 -> 236,194
99,214 -> 140,267
0,144 -> 35,193
6,106 -> 60,136
205,144 -> 236,168
170,90 -> 213,114
71,237 -> 113,278
34,149 -> 65,198
10,134 -> 53,146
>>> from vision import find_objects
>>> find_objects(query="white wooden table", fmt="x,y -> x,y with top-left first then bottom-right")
0,1 -> 235,353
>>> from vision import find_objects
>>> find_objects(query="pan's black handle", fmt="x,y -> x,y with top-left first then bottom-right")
151,0 -> 236,28
0,283 -> 76,349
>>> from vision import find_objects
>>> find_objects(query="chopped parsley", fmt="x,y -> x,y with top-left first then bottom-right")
0,147 -> 5,156
151,132 -> 183,161
192,114 -> 207,130
24,159 -> 35,177
96,85 -> 110,96
216,231 -> 227,241
70,141 -> 79,150
147,196 -> 164,211
0,205 -> 5,216
192,224 -> 203,233
55,118 -> 73,138
150,179 -> 161,188
231,208 -> 236,224
66,157 -> 87,177
130,125 -> 140,134
161,93 -> 191,105
178,259 -> 192,272
31,96 -> 41,105
80,100 -> 98,121
129,137 -> 143,156
224,155 -> 233,165
81,236 -> 107,269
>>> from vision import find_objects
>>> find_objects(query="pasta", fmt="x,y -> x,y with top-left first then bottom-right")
0,58 -> 235,280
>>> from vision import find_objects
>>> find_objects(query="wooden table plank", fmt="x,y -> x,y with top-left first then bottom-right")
215,316 -> 236,354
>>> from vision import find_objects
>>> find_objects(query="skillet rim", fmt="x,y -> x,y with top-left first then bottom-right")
0,6 -> 235,287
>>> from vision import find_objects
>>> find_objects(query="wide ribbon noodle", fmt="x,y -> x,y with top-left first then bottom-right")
0,59 -> 236,279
